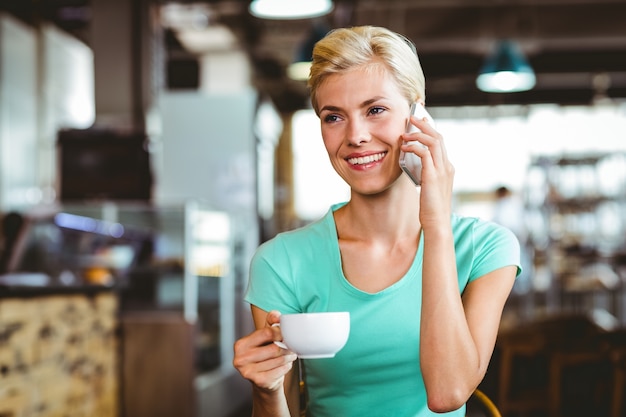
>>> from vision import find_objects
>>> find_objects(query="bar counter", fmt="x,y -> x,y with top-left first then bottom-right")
0,282 -> 119,417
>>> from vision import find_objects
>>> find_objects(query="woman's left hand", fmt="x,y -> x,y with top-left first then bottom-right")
401,116 -> 455,229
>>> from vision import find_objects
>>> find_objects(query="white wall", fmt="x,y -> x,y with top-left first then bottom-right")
40,23 -> 95,201
0,15 -> 95,212
0,14 -> 38,211
154,90 -> 257,212
440,103 -> 626,192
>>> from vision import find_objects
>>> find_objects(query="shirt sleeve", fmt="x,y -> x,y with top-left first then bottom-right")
244,236 -> 302,314
469,219 -> 522,282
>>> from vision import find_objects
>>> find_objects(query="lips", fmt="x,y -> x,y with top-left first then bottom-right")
347,152 -> 387,166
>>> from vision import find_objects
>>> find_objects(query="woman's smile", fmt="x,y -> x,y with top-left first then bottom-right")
346,151 -> 388,168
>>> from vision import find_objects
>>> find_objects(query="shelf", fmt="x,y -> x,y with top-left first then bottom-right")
523,152 -> 626,323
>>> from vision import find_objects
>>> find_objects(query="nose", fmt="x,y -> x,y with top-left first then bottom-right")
345,117 -> 370,146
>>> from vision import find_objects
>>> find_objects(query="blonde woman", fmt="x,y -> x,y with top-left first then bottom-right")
234,26 -> 520,417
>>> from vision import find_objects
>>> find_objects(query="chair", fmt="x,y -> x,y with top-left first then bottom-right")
497,313 -> 613,417
606,329 -> 626,417
466,388 -> 502,417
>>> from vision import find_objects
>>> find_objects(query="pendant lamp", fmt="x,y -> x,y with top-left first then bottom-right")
287,22 -> 330,81
476,40 -> 536,93
287,24 -> 329,81
249,0 -> 334,20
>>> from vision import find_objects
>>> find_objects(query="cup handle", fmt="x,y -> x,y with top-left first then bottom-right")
271,323 -> 289,349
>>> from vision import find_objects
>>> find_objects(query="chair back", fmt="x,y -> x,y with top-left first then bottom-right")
466,389 -> 502,417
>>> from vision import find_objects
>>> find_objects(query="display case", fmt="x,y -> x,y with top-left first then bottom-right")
60,200 -> 245,374
523,152 -> 626,322
1,209 -> 151,288
60,200 -> 255,417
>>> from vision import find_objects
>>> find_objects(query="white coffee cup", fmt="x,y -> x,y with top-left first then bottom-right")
274,312 -> 350,359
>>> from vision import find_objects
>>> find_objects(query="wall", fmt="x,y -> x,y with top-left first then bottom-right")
0,14 -> 95,212
154,90 -> 256,212
0,14 -> 38,211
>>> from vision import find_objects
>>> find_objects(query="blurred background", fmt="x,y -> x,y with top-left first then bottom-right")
0,1 -> 625,416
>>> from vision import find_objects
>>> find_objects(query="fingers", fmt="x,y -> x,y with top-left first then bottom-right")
235,342 -> 297,390
233,324 -> 297,392
266,309 -> 285,344
401,117 -> 447,169
402,118 -> 455,214
248,357 -> 296,391
405,116 -> 436,137
234,329 -> 295,367
266,309 -> 282,327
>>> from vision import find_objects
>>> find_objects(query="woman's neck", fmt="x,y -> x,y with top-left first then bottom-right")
335,183 -> 421,243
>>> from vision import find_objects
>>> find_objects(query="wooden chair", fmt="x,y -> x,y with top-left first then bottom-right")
466,389 -> 502,417
497,314 -> 613,417
606,329 -> 626,417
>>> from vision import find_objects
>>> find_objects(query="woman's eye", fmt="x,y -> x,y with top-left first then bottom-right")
323,114 -> 340,123
368,106 -> 385,116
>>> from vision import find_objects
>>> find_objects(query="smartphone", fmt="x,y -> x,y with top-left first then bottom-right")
399,102 -> 436,186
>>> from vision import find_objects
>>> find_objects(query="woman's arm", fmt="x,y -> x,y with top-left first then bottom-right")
412,118 -> 516,412
421,254 -> 516,413
233,307 -> 300,417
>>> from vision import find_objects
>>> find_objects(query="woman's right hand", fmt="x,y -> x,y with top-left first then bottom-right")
233,309 -> 298,393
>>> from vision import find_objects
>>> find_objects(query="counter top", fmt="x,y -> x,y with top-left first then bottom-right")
0,272 -> 116,298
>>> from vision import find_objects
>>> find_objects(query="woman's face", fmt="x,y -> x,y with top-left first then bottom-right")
316,65 -> 411,195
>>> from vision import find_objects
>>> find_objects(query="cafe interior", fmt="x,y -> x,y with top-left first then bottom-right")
0,0 -> 625,416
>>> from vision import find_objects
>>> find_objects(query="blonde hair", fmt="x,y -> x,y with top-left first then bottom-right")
308,26 -> 426,114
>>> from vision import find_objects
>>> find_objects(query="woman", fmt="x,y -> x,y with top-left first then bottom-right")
234,25 -> 521,417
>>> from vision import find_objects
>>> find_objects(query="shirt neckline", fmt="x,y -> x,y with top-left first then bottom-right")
325,203 -> 424,297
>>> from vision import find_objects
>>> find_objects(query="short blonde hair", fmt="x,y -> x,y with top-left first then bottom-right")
308,26 -> 426,114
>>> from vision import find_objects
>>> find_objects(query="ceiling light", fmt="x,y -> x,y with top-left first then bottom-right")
249,0 -> 334,20
287,24 -> 329,81
476,40 -> 536,93
287,61 -> 312,81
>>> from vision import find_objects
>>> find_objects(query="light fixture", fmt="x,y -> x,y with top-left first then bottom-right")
287,24 -> 329,81
249,0 -> 334,20
287,61 -> 313,81
476,40 -> 536,93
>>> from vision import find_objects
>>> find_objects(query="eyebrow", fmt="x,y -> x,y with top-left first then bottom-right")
319,96 -> 387,114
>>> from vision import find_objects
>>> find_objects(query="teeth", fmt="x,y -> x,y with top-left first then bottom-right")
348,152 -> 386,165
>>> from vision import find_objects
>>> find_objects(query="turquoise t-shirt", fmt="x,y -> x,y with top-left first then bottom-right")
245,203 -> 521,417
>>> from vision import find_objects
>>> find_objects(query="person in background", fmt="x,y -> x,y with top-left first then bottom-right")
492,185 -> 532,296
234,26 -> 521,417
492,186 -> 526,242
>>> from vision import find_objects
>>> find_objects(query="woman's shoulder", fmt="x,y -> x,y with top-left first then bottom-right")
451,214 -> 522,279
256,207 -> 337,254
